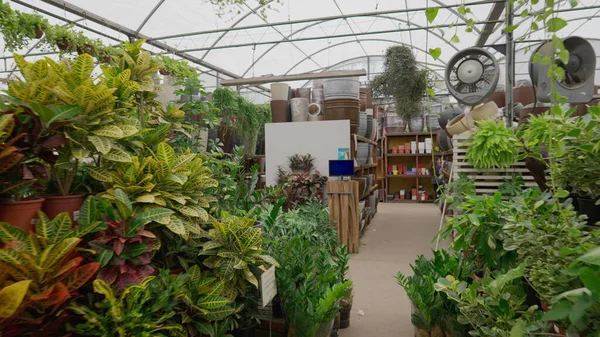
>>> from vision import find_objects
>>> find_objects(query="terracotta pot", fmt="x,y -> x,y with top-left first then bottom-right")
34,26 -> 44,39
271,100 -> 289,123
76,43 -> 95,55
513,86 -> 536,106
41,194 -> 86,223
485,91 -> 506,108
159,69 -> 170,76
324,98 -> 360,134
56,38 -> 73,51
0,198 -> 45,233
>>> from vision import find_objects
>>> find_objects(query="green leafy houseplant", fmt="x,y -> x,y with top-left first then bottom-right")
466,120 -> 523,169
439,172 -> 475,211
542,246 -> 600,335
90,142 -> 218,240
435,264 -> 546,337
436,192 -> 516,272
0,2 -> 49,51
397,250 -> 475,337
501,189 -> 600,304
369,45 -> 428,125
288,153 -> 315,173
0,197 -> 104,334
200,214 -> 279,300
156,55 -> 198,81
271,235 -> 351,337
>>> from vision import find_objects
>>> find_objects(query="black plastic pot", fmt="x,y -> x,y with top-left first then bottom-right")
577,197 -> 600,226
232,325 -> 256,337
272,297 -> 285,319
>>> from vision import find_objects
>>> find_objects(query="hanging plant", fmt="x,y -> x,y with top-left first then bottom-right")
369,45 -> 429,122
0,3 -> 49,51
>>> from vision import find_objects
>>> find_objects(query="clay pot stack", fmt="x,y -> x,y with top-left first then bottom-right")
271,83 -> 290,123
323,78 -> 361,134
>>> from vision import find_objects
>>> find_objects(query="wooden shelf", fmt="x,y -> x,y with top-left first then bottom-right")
354,164 -> 378,172
353,134 -> 377,146
386,174 -> 432,178
386,199 -> 419,203
386,132 -> 436,137
387,153 -> 435,157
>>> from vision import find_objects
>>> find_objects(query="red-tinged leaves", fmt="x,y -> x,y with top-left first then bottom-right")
36,282 -> 70,308
113,240 -> 124,255
29,285 -> 55,301
64,262 -> 100,292
54,257 -> 83,279
39,134 -> 66,149
119,264 -> 129,274
97,267 -> 118,285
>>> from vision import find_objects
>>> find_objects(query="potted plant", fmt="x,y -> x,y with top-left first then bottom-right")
466,119 -> 523,169
17,11 -> 48,39
288,153 -> 315,174
230,291 -> 260,337
335,246 -> 353,329
0,3 -> 46,51
370,45 -> 428,132
44,24 -> 77,51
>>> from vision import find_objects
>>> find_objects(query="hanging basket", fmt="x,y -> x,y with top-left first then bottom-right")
56,38 -> 73,51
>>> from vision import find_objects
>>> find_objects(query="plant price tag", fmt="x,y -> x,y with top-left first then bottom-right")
260,265 -> 277,307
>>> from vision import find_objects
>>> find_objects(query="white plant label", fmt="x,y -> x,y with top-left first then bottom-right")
260,265 -> 277,307
73,210 -> 80,222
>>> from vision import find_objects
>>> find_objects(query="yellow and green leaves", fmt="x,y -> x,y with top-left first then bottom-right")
0,280 -> 31,318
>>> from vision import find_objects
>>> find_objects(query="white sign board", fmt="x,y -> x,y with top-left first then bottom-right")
260,265 -> 277,307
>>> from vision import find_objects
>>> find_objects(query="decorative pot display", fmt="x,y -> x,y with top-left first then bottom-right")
271,83 -> 290,100
294,88 -> 311,100
446,101 -> 498,135
323,78 -> 360,100
290,98 -> 309,122
424,113 -> 441,131
42,194 -> 86,223
271,100 -> 290,123
308,103 -> 323,121
0,198 -> 45,232
438,107 -> 463,129
357,112 -> 368,137
408,116 -> 424,132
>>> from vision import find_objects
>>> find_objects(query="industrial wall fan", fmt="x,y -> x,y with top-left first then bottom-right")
529,36 -> 596,103
445,47 -> 500,106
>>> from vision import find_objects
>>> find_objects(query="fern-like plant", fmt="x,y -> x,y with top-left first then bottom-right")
466,120 -> 523,169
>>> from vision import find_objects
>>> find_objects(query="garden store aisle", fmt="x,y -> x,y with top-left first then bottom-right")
339,203 -> 444,337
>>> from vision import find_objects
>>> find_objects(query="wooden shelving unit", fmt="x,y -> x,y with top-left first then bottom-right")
382,131 -> 448,203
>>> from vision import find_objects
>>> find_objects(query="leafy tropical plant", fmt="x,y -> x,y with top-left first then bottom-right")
200,214 -> 278,300
156,55 -> 198,81
90,142 -> 218,240
369,45 -> 428,122
439,172 -> 475,210
466,120 -> 523,169
396,250 -> 474,336
88,192 -> 174,292
435,264 -> 546,337
271,235 -> 351,337
0,197 -> 103,334
288,153 -> 315,173
542,246 -> 600,335
501,189 -> 599,304
69,275 -> 186,337
498,175 -> 525,197
436,192 -> 516,272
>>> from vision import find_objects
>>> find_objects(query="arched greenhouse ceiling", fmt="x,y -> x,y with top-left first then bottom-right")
2,0 -> 600,103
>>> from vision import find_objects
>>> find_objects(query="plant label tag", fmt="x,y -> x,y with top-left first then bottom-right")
73,210 -> 80,222
260,265 -> 277,307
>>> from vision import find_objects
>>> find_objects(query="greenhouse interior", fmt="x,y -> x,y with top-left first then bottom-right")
0,0 -> 599,336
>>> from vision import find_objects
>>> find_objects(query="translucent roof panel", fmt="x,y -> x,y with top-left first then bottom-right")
2,0 -> 600,100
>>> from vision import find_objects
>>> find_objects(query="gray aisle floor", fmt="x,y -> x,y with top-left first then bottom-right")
339,203 -> 444,337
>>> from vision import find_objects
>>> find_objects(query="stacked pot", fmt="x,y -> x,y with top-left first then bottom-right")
323,78 -> 361,134
271,83 -> 290,123
310,84 -> 325,121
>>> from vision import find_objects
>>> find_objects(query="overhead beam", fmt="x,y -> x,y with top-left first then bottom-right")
220,70 -> 367,86
148,0 -> 503,41
476,1 -> 506,47
37,0 -> 270,93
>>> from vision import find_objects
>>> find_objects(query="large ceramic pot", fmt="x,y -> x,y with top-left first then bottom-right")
577,197 -> 600,226
437,129 -> 453,152
323,78 -> 360,100
485,91 -> 506,108
271,83 -> 290,100
290,98 -> 309,122
438,107 -> 463,129
408,116 -> 424,132
42,194 -> 86,223
324,98 -> 360,134
294,88 -> 311,99
513,86 -> 536,106
0,198 -> 45,232
271,100 -> 290,123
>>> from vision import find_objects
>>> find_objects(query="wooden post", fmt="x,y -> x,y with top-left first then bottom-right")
327,181 -> 360,253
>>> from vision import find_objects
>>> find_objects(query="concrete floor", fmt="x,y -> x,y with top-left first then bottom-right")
339,203 -> 443,337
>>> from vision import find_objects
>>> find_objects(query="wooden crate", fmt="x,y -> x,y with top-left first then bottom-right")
452,132 -> 544,196
327,181 -> 360,253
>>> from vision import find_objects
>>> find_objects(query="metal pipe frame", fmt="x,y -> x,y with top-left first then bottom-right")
240,14 -> 459,77
136,0 -> 167,34
148,0 -> 499,42
505,0 -> 515,126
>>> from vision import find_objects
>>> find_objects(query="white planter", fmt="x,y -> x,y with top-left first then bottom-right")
410,141 -> 417,154
291,98 -> 309,122
271,83 -> 290,100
